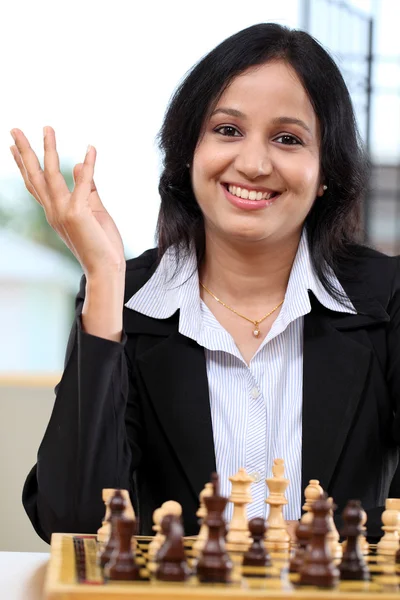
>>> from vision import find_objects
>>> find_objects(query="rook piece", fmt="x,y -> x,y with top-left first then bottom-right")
156,515 -> 190,582
243,518 -> 272,568
99,490 -> 126,568
226,468 -> 253,553
299,493 -> 339,588
339,500 -> 370,581
197,473 -> 232,583
106,518 -> 140,580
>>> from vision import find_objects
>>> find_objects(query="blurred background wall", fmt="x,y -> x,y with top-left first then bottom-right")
0,0 -> 398,551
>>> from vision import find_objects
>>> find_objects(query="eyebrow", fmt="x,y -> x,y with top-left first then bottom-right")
210,108 -> 312,135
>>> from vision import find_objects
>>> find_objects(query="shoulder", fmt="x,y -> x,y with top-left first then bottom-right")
124,248 -> 159,303
336,244 -> 400,309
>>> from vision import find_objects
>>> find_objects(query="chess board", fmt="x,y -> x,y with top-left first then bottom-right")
44,533 -> 400,599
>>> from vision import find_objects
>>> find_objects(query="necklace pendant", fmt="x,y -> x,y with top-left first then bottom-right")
253,328 -> 260,338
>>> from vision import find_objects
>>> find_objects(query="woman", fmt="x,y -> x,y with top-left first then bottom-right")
15,23 -> 400,543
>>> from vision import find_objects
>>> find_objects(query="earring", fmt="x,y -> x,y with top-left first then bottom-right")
323,185 -> 328,191
186,163 -> 190,168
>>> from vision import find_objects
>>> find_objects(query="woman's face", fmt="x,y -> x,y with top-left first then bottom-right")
191,60 -> 325,247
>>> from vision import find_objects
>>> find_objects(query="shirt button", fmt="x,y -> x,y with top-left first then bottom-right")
250,471 -> 262,483
251,387 -> 259,398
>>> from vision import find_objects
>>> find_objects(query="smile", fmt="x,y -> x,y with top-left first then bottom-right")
223,183 -> 280,201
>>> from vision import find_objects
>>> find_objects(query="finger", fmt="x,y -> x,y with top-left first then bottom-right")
73,161 -> 107,212
43,126 -> 70,196
71,145 -> 98,206
10,128 -> 51,206
10,145 -> 42,205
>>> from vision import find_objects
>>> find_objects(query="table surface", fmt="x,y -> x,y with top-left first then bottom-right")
0,552 -> 49,600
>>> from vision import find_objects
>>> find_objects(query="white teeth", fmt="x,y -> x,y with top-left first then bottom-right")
227,184 -> 277,201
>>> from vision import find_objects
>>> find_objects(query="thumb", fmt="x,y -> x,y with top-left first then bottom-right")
73,162 -> 97,192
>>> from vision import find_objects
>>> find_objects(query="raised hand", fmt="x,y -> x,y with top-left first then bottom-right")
10,127 -> 125,279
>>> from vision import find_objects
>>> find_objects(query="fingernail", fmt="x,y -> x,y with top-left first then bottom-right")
86,144 -> 92,155
43,126 -> 48,138
10,129 -> 16,141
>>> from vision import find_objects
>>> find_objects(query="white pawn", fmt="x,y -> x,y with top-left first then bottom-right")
226,468 -> 253,553
359,508 -> 369,555
377,498 -> 400,556
193,483 -> 213,557
265,458 -> 291,552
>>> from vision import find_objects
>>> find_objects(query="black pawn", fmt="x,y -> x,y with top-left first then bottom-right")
156,515 -> 190,582
339,500 -> 370,581
196,473 -> 232,583
107,518 -> 140,580
243,518 -> 272,567
298,493 -> 339,588
289,520 -> 312,573
99,490 -> 126,568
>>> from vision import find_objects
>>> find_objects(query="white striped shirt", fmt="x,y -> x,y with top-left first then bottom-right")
125,230 -> 356,520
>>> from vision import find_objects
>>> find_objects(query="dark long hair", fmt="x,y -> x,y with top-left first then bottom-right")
156,23 -> 369,299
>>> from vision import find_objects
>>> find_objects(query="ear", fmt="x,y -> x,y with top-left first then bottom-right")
317,182 -> 326,197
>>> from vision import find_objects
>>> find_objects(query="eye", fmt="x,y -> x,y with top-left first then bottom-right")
274,134 -> 302,145
214,125 -> 242,137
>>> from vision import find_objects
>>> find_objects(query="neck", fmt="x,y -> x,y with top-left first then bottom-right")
200,232 -> 302,304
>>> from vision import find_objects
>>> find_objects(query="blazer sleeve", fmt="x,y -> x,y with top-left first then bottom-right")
387,256 -> 400,444
22,274 -> 143,543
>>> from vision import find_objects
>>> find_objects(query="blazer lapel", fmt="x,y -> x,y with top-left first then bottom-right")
124,307 -> 216,504
302,293 -> 388,493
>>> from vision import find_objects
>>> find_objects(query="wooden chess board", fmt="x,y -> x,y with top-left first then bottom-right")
44,533 -> 400,599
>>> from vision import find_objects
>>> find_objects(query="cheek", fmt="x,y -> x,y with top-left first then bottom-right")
282,159 -> 320,196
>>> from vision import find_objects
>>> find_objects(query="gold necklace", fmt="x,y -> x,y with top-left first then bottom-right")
200,282 -> 284,338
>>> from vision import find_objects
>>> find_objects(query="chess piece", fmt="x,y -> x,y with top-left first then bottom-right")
339,500 -> 370,581
243,518 -> 272,567
377,498 -> 400,556
300,479 -> 323,526
265,459 -> 290,552
97,488 -> 136,549
156,515 -> 190,582
106,518 -> 140,580
197,473 -> 233,583
148,500 -> 182,563
299,493 -> 339,588
289,519 -> 312,573
226,468 -> 253,553
99,490 -> 126,568
327,497 -> 342,560
193,482 -> 214,557
359,508 -> 369,555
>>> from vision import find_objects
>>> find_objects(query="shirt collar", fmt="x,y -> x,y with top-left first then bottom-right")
125,230 -> 356,337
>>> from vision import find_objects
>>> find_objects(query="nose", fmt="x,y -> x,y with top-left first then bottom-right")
234,138 -> 272,180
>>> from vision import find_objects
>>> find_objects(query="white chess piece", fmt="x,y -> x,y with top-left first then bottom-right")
265,458 -> 291,552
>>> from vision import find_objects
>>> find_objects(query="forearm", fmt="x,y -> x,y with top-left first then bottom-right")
81,272 -> 126,342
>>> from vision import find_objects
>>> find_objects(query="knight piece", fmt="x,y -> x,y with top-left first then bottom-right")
339,500 -> 370,581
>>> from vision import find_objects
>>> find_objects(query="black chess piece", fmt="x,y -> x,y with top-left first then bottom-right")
106,518 -> 141,580
243,517 -> 272,567
289,520 -> 312,573
196,473 -> 233,583
339,500 -> 370,581
156,515 -> 190,582
298,493 -> 339,588
99,490 -> 126,569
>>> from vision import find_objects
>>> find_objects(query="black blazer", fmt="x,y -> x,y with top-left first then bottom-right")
23,245 -> 400,542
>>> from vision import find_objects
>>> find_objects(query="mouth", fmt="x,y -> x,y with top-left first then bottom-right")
222,183 -> 281,202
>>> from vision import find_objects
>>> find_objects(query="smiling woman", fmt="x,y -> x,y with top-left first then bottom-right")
19,23 -> 400,546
